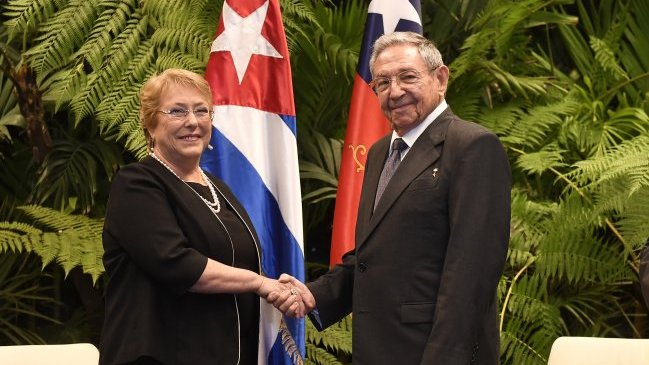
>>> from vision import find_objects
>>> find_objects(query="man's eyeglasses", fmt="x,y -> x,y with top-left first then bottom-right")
157,107 -> 214,120
370,68 -> 433,93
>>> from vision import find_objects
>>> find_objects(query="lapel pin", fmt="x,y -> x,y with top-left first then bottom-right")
432,168 -> 438,178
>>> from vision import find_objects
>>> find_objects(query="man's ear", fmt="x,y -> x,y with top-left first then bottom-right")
435,65 -> 450,96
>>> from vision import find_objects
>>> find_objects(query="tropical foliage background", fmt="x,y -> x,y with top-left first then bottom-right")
1,0 -> 648,364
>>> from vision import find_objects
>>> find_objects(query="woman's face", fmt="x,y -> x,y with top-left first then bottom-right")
149,84 -> 212,169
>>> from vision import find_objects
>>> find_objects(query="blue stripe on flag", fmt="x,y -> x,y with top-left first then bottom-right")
279,114 -> 297,136
201,127 -> 304,281
201,126 -> 305,361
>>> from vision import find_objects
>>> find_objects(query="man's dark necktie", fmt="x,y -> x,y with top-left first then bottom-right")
374,138 -> 407,209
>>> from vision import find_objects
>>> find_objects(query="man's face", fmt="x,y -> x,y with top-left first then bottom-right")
372,44 -> 449,136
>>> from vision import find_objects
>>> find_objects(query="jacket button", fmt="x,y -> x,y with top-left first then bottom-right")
358,263 -> 367,272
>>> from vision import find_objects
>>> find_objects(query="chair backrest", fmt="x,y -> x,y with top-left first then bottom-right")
547,336 -> 649,365
0,343 -> 99,365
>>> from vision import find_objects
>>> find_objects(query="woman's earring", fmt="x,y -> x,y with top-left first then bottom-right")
149,138 -> 155,151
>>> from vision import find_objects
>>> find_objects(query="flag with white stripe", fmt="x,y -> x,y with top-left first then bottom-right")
201,0 -> 305,363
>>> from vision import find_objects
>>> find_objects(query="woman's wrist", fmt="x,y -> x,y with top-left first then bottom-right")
255,275 -> 267,296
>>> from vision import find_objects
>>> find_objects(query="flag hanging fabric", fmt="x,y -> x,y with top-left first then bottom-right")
330,0 -> 423,265
201,0 -> 305,364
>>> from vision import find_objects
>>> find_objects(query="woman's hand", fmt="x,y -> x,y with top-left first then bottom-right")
257,277 -> 306,317
265,274 -> 315,318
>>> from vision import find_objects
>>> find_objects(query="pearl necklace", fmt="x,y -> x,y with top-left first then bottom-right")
149,152 -> 221,214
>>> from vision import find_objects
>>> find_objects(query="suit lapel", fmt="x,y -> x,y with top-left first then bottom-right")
357,109 -> 455,248
356,135 -> 391,236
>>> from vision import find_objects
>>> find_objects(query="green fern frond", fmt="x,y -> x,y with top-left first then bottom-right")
500,326 -> 548,365
150,20 -> 212,62
99,85 -> 141,137
18,205 -> 103,236
475,103 -> 523,136
0,222 -> 42,252
0,206 -> 104,282
499,96 -> 580,148
305,343 -> 344,365
280,0 -> 316,24
538,235 -> 627,284
507,190 -> 554,268
555,284 -> 622,329
590,36 -> 628,81
572,135 -> 649,186
3,0 -> 64,40
70,14 -> 148,123
280,0 -> 317,53
144,0 -> 213,57
120,113 -> 148,159
617,186 -> 649,248
515,143 -> 567,175
306,316 -> 352,357
281,16 -> 305,54
42,63 -> 87,112
313,30 -> 358,82
451,31 -> 493,81
535,194 -> 631,284
0,252 -> 62,345
34,137 -> 121,212
141,0 -> 196,20
590,178 -> 636,216
305,314 -> 351,364
25,0 -> 99,82
505,275 -> 564,333
154,52 -> 205,74
184,0 -> 211,17
500,275 -> 564,365
95,42 -> 156,136
78,0 -> 137,71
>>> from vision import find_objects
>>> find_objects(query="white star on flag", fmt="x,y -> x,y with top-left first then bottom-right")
368,0 -> 421,34
210,0 -> 282,84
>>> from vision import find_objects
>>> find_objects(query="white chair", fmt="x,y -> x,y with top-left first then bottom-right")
0,343 -> 99,365
547,336 -> 649,365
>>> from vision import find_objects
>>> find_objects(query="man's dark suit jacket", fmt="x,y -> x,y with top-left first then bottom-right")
640,241 -> 649,308
308,108 -> 511,364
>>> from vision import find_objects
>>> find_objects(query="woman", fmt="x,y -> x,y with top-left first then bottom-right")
100,69 -> 301,365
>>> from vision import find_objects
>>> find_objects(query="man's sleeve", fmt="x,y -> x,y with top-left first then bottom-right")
306,250 -> 356,330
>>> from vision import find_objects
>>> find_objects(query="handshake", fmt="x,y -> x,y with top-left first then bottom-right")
257,274 -> 316,318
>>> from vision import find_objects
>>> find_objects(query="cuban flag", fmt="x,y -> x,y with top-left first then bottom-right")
200,0 -> 305,364
330,0 -> 422,265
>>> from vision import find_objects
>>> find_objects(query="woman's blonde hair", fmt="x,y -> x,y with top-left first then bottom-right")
139,68 -> 213,150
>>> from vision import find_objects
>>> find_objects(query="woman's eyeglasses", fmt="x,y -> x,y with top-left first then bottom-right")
157,107 -> 213,120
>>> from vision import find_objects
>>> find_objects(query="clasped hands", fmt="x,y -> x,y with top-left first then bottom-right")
257,274 -> 315,318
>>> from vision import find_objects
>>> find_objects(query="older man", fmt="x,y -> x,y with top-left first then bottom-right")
275,32 -> 511,364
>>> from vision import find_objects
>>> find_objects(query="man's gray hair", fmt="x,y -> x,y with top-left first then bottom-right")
369,32 -> 444,78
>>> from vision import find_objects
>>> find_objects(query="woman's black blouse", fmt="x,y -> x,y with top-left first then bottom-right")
100,157 -> 260,365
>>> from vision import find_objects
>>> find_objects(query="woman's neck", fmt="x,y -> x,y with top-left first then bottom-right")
150,151 -> 204,184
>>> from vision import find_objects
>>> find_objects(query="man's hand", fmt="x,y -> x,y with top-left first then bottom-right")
266,274 -> 316,318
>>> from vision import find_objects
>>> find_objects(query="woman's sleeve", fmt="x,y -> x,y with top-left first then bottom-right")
103,165 -> 207,294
